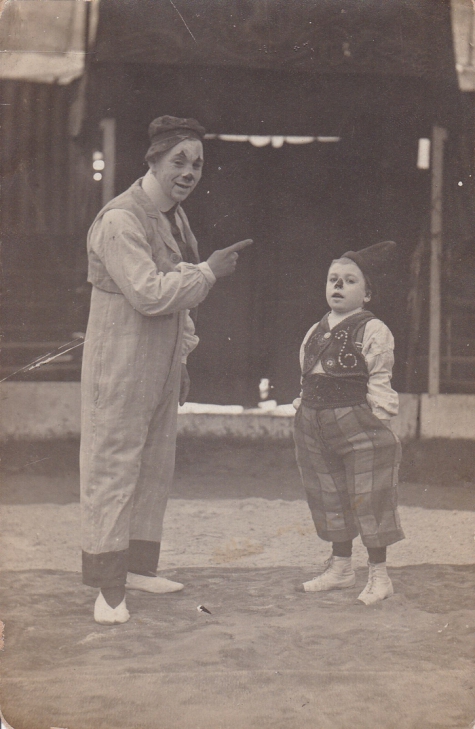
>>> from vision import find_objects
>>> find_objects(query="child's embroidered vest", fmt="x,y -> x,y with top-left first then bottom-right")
301,310 -> 376,410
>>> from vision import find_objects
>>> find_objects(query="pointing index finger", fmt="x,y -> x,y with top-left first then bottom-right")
225,239 -> 254,253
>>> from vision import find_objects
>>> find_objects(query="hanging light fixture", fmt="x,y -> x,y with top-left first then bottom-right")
249,135 -> 272,147
204,134 -> 340,146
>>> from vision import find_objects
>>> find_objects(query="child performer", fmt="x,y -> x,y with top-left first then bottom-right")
293,241 -> 404,605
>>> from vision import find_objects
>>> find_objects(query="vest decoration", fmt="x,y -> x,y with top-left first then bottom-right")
301,310 -> 376,411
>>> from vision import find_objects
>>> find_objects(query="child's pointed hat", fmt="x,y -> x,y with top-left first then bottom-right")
341,241 -> 397,289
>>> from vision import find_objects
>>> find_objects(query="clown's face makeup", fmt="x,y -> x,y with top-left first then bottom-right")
149,139 -> 203,207
326,259 -> 370,314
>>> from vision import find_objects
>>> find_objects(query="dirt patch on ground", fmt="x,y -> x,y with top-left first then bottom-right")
1,566 -> 475,729
1,438 -> 474,728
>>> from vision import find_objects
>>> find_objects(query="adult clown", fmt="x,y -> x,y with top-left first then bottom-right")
80,116 -> 252,624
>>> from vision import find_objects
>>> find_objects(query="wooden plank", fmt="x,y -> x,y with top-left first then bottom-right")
50,87 -> 67,235
419,355 -> 475,362
428,125 -> 448,396
0,82 -> 16,232
445,295 -> 475,310
100,118 -> 116,205
18,83 -> 33,229
441,356 -> 475,364
440,379 -> 475,389
405,233 -> 426,391
1,342 -> 73,350
35,84 -> 50,233
0,364 -> 80,375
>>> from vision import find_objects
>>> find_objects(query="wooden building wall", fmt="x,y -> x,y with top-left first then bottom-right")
85,64 -> 437,403
0,80 -> 95,379
1,70 -> 471,401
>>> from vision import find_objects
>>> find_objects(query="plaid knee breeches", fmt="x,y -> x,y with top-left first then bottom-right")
293,403 -> 404,548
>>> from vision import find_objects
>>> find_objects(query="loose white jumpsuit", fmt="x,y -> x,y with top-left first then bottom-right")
80,178 -> 214,587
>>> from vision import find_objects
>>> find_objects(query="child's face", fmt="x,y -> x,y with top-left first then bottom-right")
326,259 -> 369,314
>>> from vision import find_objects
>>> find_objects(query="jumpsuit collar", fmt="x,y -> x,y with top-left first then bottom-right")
130,178 -> 192,261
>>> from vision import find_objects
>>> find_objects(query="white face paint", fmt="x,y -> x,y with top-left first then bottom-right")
149,139 -> 204,207
326,259 -> 370,314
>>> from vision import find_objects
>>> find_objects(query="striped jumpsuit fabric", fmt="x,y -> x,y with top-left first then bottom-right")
80,179 -> 213,587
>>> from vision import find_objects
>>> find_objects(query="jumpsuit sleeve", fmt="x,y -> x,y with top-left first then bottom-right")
181,311 -> 199,363
362,319 -> 399,420
91,210 -> 215,316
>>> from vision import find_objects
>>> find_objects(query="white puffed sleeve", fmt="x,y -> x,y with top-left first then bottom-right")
362,319 -> 399,419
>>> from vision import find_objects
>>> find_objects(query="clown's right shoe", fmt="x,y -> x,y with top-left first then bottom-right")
126,573 -> 184,594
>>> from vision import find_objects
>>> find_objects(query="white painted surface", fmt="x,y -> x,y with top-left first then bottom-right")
0,383 -> 459,442
451,0 -> 475,91
177,413 -> 295,440
420,394 -> 475,439
0,382 -> 81,440
392,393 -> 419,441
178,403 -> 244,414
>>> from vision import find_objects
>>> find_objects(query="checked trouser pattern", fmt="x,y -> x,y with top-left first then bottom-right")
294,403 -> 404,548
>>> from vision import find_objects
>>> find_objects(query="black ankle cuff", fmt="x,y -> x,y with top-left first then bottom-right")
332,540 -> 353,558
128,540 -> 161,576
367,547 -> 387,564
101,585 -> 126,608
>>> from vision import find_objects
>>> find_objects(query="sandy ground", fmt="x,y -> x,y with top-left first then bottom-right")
1,438 -> 475,729
1,495 -> 474,574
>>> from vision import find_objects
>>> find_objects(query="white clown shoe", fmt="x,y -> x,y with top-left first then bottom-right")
126,573 -> 184,594
303,556 -> 356,592
357,562 -> 394,605
94,591 -> 130,625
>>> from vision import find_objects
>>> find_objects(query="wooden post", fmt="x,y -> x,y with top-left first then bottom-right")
100,118 -> 116,206
428,125 -> 448,396
405,233 -> 426,392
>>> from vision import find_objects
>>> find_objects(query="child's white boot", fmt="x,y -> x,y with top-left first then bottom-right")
94,591 -> 130,625
357,562 -> 394,605
303,556 -> 356,592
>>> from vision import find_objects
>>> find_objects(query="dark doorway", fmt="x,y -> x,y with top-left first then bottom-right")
183,127 -> 426,405
87,64 -> 433,404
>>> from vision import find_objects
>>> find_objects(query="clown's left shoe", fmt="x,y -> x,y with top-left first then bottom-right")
357,562 -> 394,605
94,592 -> 130,624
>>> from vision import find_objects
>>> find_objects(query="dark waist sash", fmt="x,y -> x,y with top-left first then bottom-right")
301,373 -> 368,410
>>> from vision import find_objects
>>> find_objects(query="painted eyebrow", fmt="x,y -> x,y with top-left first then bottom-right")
172,151 -> 204,164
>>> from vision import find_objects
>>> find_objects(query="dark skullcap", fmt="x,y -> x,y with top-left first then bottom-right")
340,241 -> 397,296
341,241 -> 397,280
145,115 -> 206,162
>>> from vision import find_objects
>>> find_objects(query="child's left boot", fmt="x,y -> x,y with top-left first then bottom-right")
303,556 -> 356,592
357,562 -> 394,605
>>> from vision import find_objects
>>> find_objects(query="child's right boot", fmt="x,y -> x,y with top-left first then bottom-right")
357,562 -> 394,605
303,556 -> 356,592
